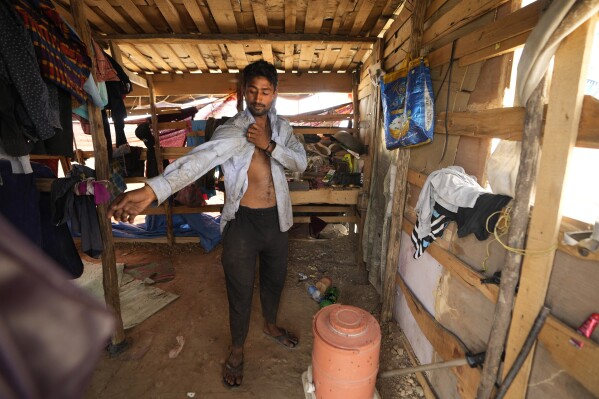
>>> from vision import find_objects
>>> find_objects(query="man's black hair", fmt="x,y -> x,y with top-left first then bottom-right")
242,60 -> 278,90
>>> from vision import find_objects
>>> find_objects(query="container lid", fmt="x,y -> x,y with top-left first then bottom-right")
313,304 -> 381,350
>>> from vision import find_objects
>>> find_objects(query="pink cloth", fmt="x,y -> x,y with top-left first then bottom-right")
92,41 -> 120,83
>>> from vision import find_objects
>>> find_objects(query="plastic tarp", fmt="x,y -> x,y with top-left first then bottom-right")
111,213 -> 221,252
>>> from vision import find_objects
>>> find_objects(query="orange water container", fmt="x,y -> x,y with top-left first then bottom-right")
312,304 -> 381,399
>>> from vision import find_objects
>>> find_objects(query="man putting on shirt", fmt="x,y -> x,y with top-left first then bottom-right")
107,60 -> 307,388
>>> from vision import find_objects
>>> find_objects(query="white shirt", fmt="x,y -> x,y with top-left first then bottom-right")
415,166 -> 488,238
146,107 -> 307,232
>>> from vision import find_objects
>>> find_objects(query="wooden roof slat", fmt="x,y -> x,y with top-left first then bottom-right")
205,0 -> 237,33
340,45 -> 357,71
208,44 -> 229,72
285,0 -> 297,33
154,0 -> 184,33
284,44 -> 294,72
182,0 -> 210,33
318,45 -> 335,71
86,0 -> 137,33
369,0 -> 402,37
137,44 -> 174,71
298,44 -> 316,71
184,44 -> 210,71
114,0 -> 157,33
304,0 -> 325,34
227,43 -> 249,69
85,5 -> 136,33
166,44 -> 191,71
260,44 -> 274,64
349,0 -> 376,36
331,0 -> 351,35
119,43 -> 160,71
351,44 -> 370,68
332,43 -> 352,70
251,0 -> 269,33
338,0 -> 362,34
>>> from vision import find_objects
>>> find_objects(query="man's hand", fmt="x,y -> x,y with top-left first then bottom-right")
108,185 -> 157,223
246,123 -> 270,150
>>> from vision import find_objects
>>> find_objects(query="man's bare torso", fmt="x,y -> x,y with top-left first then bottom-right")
239,121 -> 276,208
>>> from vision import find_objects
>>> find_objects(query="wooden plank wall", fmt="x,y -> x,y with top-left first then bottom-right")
358,1 -> 599,398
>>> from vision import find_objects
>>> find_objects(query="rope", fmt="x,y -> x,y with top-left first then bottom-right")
482,208 -> 558,271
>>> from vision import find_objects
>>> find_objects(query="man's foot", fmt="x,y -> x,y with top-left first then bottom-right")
223,349 -> 244,388
264,323 -> 299,349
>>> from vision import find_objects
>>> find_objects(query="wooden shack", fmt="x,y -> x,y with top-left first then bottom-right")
4,0 -> 598,398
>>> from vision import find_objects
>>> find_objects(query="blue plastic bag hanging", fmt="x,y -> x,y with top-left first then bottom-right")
381,57 -> 434,149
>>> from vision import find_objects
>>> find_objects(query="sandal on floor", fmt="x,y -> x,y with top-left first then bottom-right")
222,357 -> 244,389
264,328 -> 299,349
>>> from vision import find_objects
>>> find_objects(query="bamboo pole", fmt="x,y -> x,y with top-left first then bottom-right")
147,75 -> 175,245
70,0 -> 125,345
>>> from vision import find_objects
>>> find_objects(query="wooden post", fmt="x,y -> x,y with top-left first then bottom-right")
70,0 -> 125,345
352,65 -> 361,131
358,38 -> 383,284
147,75 -> 175,245
502,20 -> 594,399
476,76 -> 546,399
237,72 -> 244,112
381,0 -> 428,322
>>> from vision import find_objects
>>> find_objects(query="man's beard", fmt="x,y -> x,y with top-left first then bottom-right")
249,103 -> 269,116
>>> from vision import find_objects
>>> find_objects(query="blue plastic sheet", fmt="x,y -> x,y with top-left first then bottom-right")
111,213 -> 222,252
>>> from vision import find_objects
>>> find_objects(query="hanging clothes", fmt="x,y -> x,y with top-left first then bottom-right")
0,161 -> 83,277
13,0 -> 91,103
411,166 -> 512,258
51,164 -> 103,259
0,0 -> 54,144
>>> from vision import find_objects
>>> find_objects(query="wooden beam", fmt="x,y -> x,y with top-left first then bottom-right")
395,273 -> 481,399
289,188 -> 359,205
71,0 -> 126,346
293,127 -> 358,135
293,215 -> 359,224
127,72 -> 352,96
95,33 -> 378,45
503,20 -> 595,399
422,0 -> 509,45
285,114 -> 352,123
435,98 -> 599,148
109,43 -> 148,88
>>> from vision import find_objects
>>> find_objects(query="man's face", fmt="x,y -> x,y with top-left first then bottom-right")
244,76 -> 276,117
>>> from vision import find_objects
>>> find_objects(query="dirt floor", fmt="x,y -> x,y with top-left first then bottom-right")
83,229 -> 423,399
